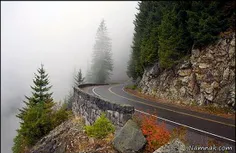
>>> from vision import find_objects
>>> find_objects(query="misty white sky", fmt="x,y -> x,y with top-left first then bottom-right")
1,1 -> 138,153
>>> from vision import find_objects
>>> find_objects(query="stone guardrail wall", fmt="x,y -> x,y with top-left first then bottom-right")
72,84 -> 135,127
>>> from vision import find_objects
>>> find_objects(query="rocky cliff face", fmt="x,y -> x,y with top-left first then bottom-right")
30,117 -> 118,153
139,33 -> 235,109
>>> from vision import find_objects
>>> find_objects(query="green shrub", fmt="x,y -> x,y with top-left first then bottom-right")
85,113 -> 115,139
51,103 -> 73,128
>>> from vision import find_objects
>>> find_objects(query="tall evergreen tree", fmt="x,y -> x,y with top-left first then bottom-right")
158,2 -> 193,69
74,68 -> 85,86
158,8 -> 181,69
128,1 -> 150,79
16,64 -> 53,121
13,64 -> 71,153
187,1 -> 228,48
90,19 -> 113,83
13,64 -> 55,152
126,50 -> 137,79
140,1 -> 164,67
174,1 -> 193,54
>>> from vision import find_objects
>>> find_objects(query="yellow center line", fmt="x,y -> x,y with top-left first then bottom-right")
108,84 -> 235,128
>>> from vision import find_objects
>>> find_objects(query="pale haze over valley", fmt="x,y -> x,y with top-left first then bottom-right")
1,2 -> 138,153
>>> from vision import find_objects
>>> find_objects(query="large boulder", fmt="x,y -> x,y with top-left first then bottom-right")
112,120 -> 146,153
153,138 -> 192,153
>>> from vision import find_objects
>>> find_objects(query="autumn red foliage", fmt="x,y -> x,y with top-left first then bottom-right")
140,114 -> 171,152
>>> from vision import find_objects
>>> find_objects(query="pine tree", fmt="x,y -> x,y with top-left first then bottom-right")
126,50 -> 137,79
128,1 -> 150,79
128,1 -> 170,79
187,1 -> 229,48
90,19 -> 113,83
139,1 -> 164,67
174,1 -> 193,54
19,102 -> 54,146
13,64 -> 55,152
64,68 -> 84,111
31,64 -> 53,103
74,68 -> 85,86
158,8 -> 181,69
16,64 -> 53,121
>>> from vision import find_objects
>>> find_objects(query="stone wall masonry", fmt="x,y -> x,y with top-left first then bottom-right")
72,84 -> 135,127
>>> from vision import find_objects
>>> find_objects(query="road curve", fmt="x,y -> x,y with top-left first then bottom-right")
83,83 -> 235,144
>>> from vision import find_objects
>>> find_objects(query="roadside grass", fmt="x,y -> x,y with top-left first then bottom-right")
108,82 -> 120,85
125,88 -> 235,119
203,104 -> 234,115
170,126 -> 187,144
125,84 -> 137,90
125,84 -> 142,92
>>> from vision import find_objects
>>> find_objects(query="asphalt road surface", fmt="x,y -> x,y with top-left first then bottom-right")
82,83 -> 235,148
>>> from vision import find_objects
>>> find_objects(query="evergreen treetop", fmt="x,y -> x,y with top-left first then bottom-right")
17,64 -> 53,121
74,68 -> 85,86
89,19 -> 113,83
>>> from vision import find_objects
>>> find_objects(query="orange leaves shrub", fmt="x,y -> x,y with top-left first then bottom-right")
140,115 -> 170,152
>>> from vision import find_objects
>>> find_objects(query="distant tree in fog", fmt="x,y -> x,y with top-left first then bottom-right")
89,19 -> 113,83
74,68 -> 85,86
64,68 -> 84,110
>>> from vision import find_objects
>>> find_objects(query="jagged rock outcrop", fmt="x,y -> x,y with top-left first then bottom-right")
139,33 -> 235,109
30,118 -> 82,153
30,117 -> 118,153
112,120 -> 146,153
